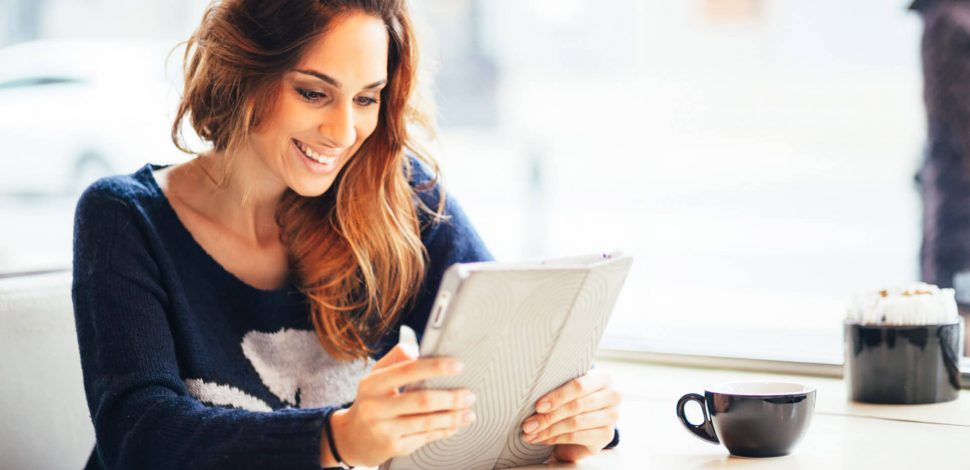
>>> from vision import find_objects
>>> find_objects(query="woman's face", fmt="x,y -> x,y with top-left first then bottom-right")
250,11 -> 389,197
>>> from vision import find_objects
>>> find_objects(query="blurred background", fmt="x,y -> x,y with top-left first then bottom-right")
0,0 -> 934,363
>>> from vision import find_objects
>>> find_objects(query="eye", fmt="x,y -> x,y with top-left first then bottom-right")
355,95 -> 379,107
296,87 -> 326,103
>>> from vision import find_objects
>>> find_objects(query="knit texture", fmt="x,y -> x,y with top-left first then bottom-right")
72,161 -> 492,469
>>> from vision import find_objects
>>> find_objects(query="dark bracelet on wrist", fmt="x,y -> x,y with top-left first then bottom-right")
322,407 -> 353,469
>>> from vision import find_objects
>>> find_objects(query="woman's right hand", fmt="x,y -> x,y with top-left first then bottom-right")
325,344 -> 476,467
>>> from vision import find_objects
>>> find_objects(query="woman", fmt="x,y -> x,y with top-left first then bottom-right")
72,1 -> 621,468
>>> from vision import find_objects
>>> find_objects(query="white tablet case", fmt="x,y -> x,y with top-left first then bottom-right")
380,253 -> 633,470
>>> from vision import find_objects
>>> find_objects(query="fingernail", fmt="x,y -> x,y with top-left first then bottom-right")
462,393 -> 476,407
536,401 -> 551,413
523,420 -> 538,433
450,361 -> 464,373
462,411 -> 476,425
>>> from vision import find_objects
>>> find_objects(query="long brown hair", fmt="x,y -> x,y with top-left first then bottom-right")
171,0 -> 442,360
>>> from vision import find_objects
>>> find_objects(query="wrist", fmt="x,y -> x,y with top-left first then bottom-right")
321,409 -> 353,468
330,409 -> 355,466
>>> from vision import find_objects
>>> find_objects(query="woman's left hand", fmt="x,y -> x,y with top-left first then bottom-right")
519,369 -> 621,462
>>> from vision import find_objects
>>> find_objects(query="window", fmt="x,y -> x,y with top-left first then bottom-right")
419,0 -> 925,365
0,0 -> 952,367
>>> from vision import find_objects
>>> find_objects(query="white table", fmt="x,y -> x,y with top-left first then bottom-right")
515,360 -> 970,469
358,359 -> 969,469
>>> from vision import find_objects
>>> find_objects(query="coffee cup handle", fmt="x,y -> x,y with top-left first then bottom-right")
676,393 -> 719,444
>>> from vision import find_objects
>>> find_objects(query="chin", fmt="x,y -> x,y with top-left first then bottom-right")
289,178 -> 337,198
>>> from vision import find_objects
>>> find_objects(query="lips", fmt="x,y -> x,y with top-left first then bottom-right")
292,138 -> 339,165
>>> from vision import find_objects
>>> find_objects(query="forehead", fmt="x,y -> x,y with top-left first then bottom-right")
296,12 -> 389,86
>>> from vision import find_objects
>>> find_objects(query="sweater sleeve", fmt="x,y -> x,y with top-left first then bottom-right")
72,181 -> 332,470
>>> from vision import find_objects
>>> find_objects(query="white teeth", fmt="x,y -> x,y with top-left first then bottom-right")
295,140 -> 337,165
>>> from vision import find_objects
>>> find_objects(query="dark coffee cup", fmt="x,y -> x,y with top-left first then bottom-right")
676,382 -> 816,458
844,320 -> 962,404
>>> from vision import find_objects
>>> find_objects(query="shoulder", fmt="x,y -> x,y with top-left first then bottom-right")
406,155 -> 441,206
73,164 -> 167,281
73,164 -> 165,268
404,155 -> 450,232
75,163 -> 160,219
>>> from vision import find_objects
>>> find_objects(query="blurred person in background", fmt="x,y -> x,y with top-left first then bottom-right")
914,0 -> 970,289
912,0 -> 970,351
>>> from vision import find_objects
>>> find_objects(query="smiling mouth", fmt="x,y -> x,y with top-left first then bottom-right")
293,139 -> 339,165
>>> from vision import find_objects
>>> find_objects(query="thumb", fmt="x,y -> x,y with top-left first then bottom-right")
373,343 -> 417,370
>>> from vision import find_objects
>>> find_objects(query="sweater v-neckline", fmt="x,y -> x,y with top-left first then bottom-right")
139,162 -> 296,298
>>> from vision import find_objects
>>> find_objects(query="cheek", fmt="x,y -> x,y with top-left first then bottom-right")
250,131 -> 279,164
355,112 -> 381,144
251,99 -> 295,157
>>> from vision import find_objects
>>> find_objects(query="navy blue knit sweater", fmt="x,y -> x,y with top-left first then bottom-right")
73,161 -> 621,469
71,162 -> 493,469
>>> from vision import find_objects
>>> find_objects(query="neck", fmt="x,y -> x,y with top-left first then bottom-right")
196,148 -> 287,247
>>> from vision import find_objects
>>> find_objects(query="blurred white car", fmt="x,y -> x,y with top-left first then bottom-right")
0,40 -> 188,195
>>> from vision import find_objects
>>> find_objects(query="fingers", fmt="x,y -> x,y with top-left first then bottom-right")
522,387 -> 621,435
538,427 -> 614,447
392,427 -> 463,456
359,356 -> 463,396
534,370 -> 611,414
372,344 -> 418,371
523,408 -> 618,444
379,389 -> 475,417
395,408 -> 476,436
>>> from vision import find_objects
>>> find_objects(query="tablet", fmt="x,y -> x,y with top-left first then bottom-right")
380,252 -> 633,470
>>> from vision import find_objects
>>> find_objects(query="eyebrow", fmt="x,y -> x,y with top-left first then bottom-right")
293,69 -> 387,90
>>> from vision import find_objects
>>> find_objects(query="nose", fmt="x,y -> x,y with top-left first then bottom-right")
318,100 -> 356,148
